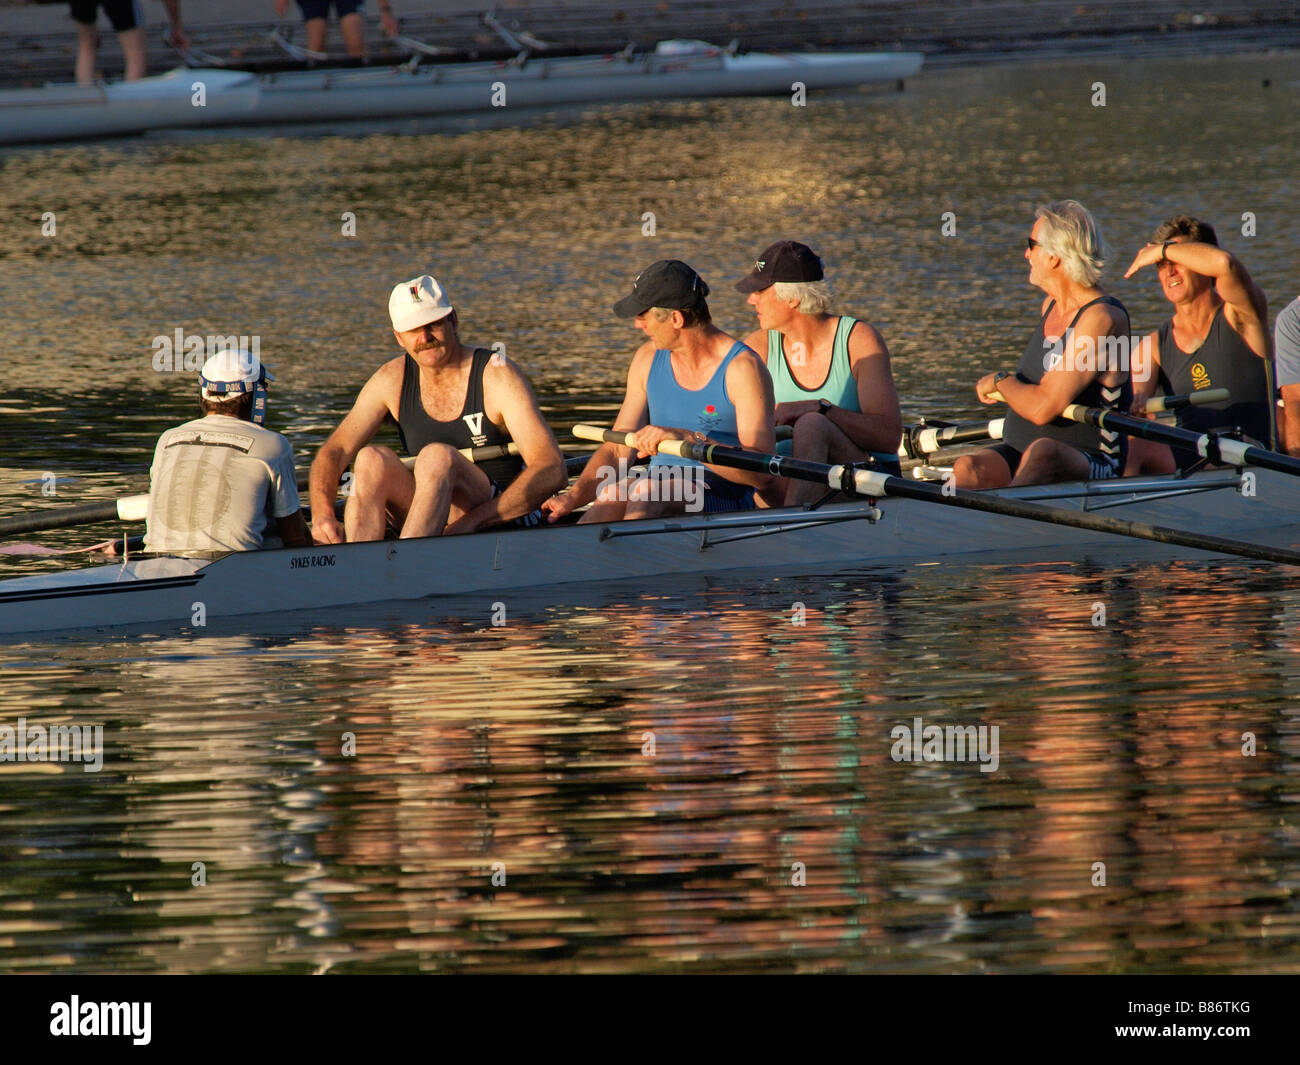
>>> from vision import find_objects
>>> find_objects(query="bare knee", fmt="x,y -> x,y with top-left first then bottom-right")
791,411 -> 832,451
352,446 -> 396,495
413,442 -> 457,480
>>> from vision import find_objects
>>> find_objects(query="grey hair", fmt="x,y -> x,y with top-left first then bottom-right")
773,280 -> 834,315
648,303 -> 711,327
1035,199 -> 1106,287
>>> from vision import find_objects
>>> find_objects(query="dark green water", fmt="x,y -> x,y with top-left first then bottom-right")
1,50 -> 1299,973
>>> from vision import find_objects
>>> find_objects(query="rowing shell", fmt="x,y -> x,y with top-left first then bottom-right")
0,47 -> 924,146
0,466 -> 1295,636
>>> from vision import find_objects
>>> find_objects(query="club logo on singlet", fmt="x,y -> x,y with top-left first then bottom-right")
463,411 -> 487,446
1192,362 -> 1211,389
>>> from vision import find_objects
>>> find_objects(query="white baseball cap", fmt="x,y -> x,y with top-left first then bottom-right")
199,348 -> 272,397
389,274 -> 454,332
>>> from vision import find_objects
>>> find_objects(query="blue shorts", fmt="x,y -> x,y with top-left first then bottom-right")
702,470 -> 755,513
988,442 -> 1122,481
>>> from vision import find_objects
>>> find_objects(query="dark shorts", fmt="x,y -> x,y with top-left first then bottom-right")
297,0 -> 363,18
702,470 -> 755,513
70,0 -> 139,32
988,442 -> 1122,482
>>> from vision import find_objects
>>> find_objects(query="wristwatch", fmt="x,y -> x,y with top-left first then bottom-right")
818,398 -> 833,416
1160,240 -> 1172,262
993,371 -> 1010,385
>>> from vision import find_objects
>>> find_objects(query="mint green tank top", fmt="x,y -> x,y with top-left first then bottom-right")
767,316 -> 861,410
767,316 -> 860,455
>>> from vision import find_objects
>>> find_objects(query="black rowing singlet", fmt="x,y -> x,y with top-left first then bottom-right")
397,348 -> 523,487
1156,305 -> 1272,442
1003,295 -> 1133,469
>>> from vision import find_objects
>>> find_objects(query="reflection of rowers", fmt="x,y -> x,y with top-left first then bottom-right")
310,275 -> 565,542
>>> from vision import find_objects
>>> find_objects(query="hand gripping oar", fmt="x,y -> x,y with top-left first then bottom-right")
0,445 -> 587,539
572,425 -> 1300,566
1060,401 -> 1300,477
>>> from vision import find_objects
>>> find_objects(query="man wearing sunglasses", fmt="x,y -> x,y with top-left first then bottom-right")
954,200 -> 1132,489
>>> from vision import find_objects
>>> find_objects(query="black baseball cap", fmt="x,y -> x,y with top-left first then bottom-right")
734,240 -> 825,293
612,260 -> 710,318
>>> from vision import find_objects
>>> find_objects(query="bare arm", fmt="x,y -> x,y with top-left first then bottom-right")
161,1 -> 189,49
447,357 -> 566,532
979,304 -> 1127,423
1127,241 -> 1270,357
308,360 -> 401,543
1129,331 -> 1161,412
543,345 -> 652,520
836,321 -> 903,453
704,349 -> 775,488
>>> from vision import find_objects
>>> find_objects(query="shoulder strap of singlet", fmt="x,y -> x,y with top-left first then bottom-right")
464,348 -> 490,418
1065,294 -> 1128,334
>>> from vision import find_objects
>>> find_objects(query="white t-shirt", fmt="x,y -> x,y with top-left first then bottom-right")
145,414 -> 300,553
1275,297 -> 1300,388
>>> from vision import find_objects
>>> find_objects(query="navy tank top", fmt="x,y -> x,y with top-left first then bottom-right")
1156,305 -> 1272,442
1003,296 -> 1133,466
397,348 -> 522,487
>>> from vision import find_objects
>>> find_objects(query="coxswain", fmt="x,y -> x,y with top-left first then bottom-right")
144,348 -> 308,553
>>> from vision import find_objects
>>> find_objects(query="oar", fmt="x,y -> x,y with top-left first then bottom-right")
572,425 -> 1300,566
1060,401 -> 1300,477
0,445 -> 587,538
934,389 -> 1232,458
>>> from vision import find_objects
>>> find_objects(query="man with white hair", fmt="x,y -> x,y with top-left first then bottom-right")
309,274 -> 564,542
735,240 -> 902,505
145,348 -> 309,553
954,199 -> 1132,489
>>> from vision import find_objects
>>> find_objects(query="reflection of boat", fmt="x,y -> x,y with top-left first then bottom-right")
0,42 -> 924,146
1,467 -> 1296,636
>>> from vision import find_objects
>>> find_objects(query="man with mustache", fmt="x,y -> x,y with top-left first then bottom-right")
310,274 -> 565,542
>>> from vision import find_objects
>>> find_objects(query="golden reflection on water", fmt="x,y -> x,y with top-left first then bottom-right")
0,560 -> 1298,972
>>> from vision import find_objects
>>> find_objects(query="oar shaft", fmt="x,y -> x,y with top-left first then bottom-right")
572,425 -> 1300,566
0,499 -> 131,537
1062,405 -> 1300,477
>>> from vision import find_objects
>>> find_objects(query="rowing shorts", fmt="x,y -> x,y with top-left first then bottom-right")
296,0 -> 363,18
702,470 -> 756,513
70,0 -> 140,32
987,442 -> 1122,481
488,482 -> 546,528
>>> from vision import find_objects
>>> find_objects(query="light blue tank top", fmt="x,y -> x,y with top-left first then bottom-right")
646,342 -> 746,468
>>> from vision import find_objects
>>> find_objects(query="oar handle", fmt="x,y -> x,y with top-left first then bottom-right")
988,388 -> 1230,412
572,424 -> 692,458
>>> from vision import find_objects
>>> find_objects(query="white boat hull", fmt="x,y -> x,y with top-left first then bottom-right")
0,468 -> 1295,636
0,51 -> 923,145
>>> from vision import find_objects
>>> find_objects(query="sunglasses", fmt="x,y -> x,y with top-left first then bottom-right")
1025,237 -> 1040,251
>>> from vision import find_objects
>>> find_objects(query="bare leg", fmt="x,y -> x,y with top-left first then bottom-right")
339,12 -> 366,57
345,446 -> 414,542
1010,439 -> 1091,486
119,27 -> 148,80
783,411 -> 870,505
75,23 -> 99,84
305,17 -> 328,53
951,449 -> 1012,490
1123,437 -> 1176,476
402,444 -> 493,538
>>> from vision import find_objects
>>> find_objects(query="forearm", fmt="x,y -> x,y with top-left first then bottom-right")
1283,387 -> 1300,457
466,463 -> 564,527
829,408 -> 903,454
1163,241 -> 1234,279
565,442 -> 627,508
162,0 -> 182,25
309,448 -> 347,515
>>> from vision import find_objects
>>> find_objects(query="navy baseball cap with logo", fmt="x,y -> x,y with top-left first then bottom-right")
734,240 -> 825,293
613,260 -> 710,318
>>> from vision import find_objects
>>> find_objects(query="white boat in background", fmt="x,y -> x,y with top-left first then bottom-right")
0,42 -> 924,146
0,467 -> 1295,637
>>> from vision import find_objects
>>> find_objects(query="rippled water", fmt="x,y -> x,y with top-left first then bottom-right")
2,50 -> 1300,973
